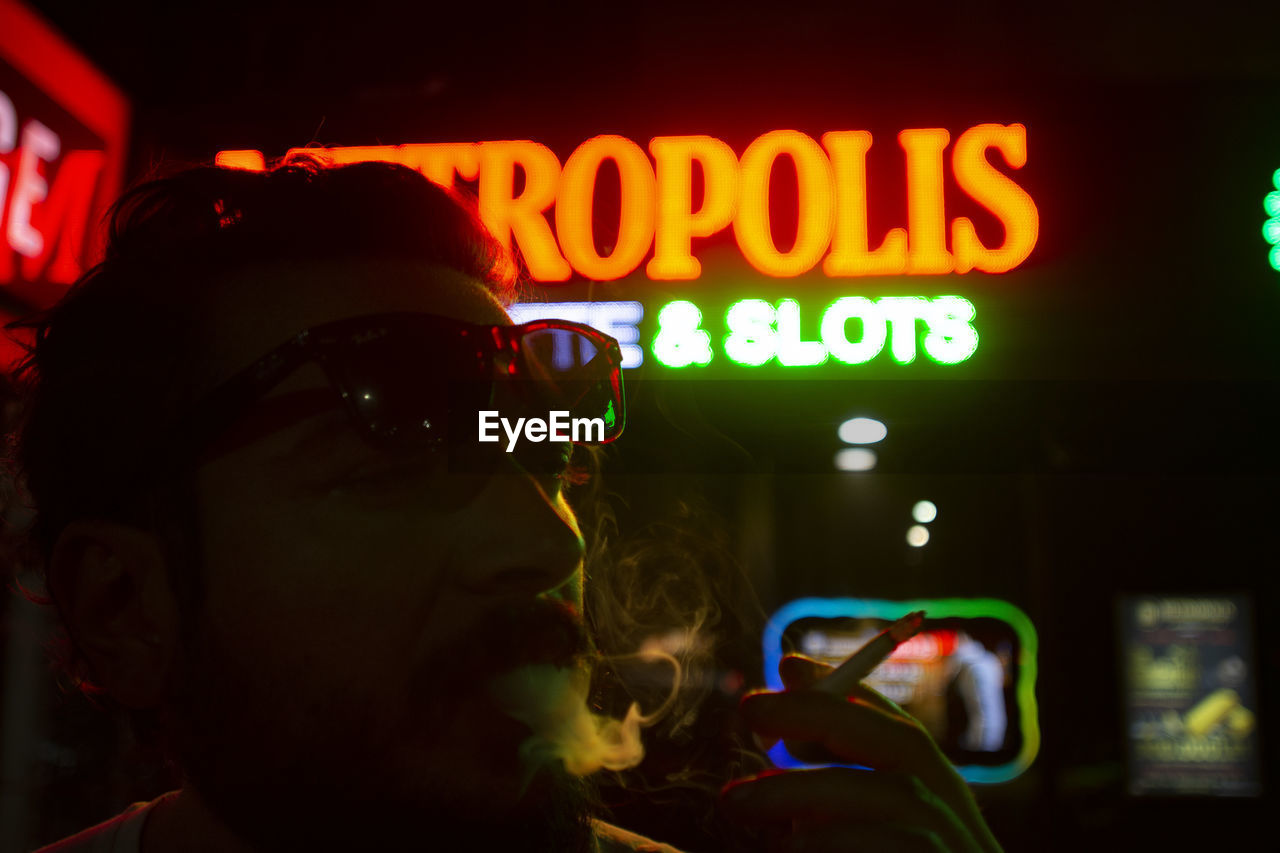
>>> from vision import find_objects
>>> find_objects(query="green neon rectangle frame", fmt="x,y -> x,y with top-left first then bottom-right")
762,597 -> 1040,784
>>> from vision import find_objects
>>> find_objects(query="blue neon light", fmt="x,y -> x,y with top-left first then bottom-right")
761,597 -> 1040,784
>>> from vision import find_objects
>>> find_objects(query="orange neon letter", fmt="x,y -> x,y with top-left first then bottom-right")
821,131 -> 908,276
951,124 -> 1039,274
556,135 -> 655,281
215,150 -> 266,171
899,128 -> 954,274
733,130 -> 833,277
478,141 -> 570,282
646,135 -> 739,280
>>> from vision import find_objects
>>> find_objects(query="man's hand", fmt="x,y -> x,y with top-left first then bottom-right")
719,656 -> 1003,852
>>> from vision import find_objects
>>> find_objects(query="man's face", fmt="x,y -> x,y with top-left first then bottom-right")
171,258 -> 595,847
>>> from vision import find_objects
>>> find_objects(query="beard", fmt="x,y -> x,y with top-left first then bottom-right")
161,598 -> 600,852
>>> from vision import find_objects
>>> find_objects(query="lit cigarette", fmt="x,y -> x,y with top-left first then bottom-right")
810,611 -> 926,697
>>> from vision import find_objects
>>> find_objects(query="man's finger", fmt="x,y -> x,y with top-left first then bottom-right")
720,768 -> 979,853
842,681 -> 908,716
742,690 -> 941,779
740,690 -> 1000,852
780,654 -> 832,690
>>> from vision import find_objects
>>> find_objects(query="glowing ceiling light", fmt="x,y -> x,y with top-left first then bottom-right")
906,525 -> 930,547
912,500 -> 938,524
834,448 -> 877,471
838,416 -> 887,444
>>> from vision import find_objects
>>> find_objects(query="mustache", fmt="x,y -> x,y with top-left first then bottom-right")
414,598 -> 592,698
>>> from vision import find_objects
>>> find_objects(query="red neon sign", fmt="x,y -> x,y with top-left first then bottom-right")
0,0 -> 131,364
218,124 -> 1039,284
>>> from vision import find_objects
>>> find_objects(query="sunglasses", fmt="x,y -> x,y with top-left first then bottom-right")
177,312 -> 626,467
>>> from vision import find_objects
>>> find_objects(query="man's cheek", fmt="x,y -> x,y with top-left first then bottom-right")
201,498 -> 410,618
206,592 -> 413,689
196,544 -> 409,698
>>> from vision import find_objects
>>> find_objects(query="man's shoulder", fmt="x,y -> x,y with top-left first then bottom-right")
33,797 -> 159,853
592,819 -> 687,853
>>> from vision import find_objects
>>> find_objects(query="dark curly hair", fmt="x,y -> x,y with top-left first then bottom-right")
6,155 -> 518,685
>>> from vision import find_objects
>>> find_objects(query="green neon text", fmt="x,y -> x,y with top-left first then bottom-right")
1265,168 -> 1280,273
652,296 -> 978,368
652,301 -> 713,367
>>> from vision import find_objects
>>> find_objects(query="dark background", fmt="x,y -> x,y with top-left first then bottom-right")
3,1 -> 1280,849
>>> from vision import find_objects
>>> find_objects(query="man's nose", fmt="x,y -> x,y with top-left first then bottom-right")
454,458 -> 585,596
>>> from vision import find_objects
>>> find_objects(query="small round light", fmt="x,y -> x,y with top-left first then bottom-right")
906,525 -> 930,547
838,417 -> 887,445
834,448 -> 877,472
1263,217 -> 1280,245
912,500 -> 938,524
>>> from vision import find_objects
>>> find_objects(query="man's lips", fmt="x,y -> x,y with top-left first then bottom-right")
507,600 -> 587,670
410,600 -> 589,752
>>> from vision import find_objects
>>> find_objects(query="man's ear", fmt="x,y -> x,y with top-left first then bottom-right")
49,520 -> 181,708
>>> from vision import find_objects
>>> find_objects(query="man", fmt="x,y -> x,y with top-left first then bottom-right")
16,158 -> 1001,851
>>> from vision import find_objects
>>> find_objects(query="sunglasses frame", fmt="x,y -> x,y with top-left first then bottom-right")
178,311 -> 626,460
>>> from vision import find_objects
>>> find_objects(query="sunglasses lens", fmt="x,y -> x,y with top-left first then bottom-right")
324,318 -> 622,452
326,326 -> 456,449
519,327 -> 623,441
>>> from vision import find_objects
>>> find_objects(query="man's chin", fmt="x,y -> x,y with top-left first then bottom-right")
187,734 -> 597,853
171,599 -> 599,849
421,693 -> 549,806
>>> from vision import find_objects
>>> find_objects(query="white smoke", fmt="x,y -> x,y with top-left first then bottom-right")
488,651 -> 680,780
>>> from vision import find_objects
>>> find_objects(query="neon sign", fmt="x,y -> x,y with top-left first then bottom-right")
512,296 -> 977,369
715,295 -> 977,367
1264,168 -> 1280,272
217,124 -> 1039,282
763,597 -> 1040,784
0,0 -> 131,366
